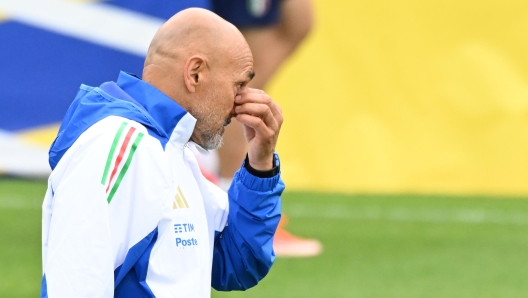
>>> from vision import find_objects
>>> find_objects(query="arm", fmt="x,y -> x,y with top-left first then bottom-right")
211,88 -> 285,290
241,0 -> 314,90
42,119 -> 166,297
212,154 -> 284,290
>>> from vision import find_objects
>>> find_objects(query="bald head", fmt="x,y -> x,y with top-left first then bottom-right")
142,8 -> 254,149
142,8 -> 252,103
145,9 -> 243,66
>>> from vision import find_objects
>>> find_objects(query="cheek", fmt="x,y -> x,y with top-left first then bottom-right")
212,79 -> 236,114
223,87 -> 236,110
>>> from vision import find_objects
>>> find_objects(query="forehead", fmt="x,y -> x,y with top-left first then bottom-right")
218,40 -> 253,76
231,49 -> 253,79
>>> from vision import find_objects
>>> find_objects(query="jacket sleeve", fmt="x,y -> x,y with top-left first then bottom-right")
41,119 -> 167,297
211,157 -> 284,291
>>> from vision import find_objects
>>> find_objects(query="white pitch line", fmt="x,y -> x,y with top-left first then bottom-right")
0,196 -> 41,210
287,203 -> 528,226
0,0 -> 164,56
0,130 -> 51,178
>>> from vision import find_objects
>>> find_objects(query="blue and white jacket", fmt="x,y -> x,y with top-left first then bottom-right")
41,72 -> 283,297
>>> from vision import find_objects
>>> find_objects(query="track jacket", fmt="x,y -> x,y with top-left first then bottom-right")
41,71 -> 284,297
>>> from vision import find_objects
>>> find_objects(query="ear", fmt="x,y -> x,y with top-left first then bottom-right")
183,55 -> 207,93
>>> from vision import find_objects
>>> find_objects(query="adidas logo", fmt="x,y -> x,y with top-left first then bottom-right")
173,186 -> 189,209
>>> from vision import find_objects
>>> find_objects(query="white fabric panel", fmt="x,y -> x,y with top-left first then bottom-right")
0,0 -> 163,56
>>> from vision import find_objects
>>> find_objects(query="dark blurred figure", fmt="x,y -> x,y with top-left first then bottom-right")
212,0 -> 322,257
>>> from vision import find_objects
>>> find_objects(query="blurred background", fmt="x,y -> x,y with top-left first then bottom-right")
1,0 -> 528,297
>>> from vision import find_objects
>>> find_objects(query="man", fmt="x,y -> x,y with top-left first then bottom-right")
41,8 -> 284,297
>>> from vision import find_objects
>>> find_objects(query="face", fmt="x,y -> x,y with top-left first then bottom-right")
187,86 -> 231,150
189,45 -> 254,150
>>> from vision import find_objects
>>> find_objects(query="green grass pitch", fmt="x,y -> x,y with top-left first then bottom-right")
1,178 -> 528,297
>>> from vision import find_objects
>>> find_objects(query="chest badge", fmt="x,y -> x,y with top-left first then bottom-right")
173,186 -> 189,209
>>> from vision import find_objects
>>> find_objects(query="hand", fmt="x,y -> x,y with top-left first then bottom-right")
234,88 -> 283,171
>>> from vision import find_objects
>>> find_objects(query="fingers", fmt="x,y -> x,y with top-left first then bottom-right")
236,88 -> 284,169
236,88 -> 278,112
236,114 -> 270,137
235,88 -> 283,127
235,103 -> 277,129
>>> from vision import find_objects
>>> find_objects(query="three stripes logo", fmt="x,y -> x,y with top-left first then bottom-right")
101,121 -> 144,203
173,186 -> 189,209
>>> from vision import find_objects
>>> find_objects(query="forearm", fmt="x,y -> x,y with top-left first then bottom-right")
211,157 -> 284,291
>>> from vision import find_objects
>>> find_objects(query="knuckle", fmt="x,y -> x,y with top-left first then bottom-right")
264,128 -> 274,138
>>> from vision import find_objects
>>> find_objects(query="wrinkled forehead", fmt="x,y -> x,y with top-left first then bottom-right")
216,37 -> 254,78
234,47 -> 254,79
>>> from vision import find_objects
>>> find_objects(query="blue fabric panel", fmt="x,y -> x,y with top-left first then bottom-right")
114,227 -> 158,297
48,85 -> 150,170
0,21 -> 143,131
116,72 -> 187,141
99,82 -> 147,113
134,227 -> 159,297
40,274 -> 48,298
114,268 -> 153,298
212,0 -> 282,28
104,0 -> 212,19
211,161 -> 284,291
98,81 -> 170,146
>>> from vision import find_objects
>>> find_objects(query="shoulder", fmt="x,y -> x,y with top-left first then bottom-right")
80,116 -> 161,151
54,116 -> 164,173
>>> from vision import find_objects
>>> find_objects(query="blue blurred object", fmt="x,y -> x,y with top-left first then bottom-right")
0,0 -> 211,132
212,0 -> 281,28
105,0 -> 211,19
0,21 -> 144,131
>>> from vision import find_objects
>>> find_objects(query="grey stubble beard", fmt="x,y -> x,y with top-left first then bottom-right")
188,88 -> 226,151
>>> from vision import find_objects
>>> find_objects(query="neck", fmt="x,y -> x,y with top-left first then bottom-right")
143,64 -> 192,111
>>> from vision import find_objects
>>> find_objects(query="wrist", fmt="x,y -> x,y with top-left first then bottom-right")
244,154 -> 280,178
247,155 -> 273,171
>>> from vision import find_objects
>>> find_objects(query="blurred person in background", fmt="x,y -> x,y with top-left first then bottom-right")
210,0 -> 322,257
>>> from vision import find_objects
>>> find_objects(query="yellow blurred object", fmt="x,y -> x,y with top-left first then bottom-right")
0,10 -> 8,22
19,124 -> 60,148
268,0 -> 528,195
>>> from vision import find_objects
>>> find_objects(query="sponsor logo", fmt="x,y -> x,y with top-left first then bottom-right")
173,223 -> 195,233
247,0 -> 271,18
173,186 -> 189,209
174,222 -> 197,248
176,237 -> 198,247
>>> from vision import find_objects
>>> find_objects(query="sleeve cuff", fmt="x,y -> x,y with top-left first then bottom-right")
236,153 -> 281,192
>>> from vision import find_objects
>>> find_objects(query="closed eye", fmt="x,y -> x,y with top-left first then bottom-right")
236,82 -> 245,94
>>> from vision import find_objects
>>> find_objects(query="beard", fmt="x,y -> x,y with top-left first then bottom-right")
187,88 -> 231,150
200,125 -> 224,150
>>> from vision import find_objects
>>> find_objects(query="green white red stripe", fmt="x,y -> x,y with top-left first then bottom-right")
101,121 -> 144,203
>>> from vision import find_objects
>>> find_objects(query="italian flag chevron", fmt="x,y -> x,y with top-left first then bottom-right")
101,121 -> 144,203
